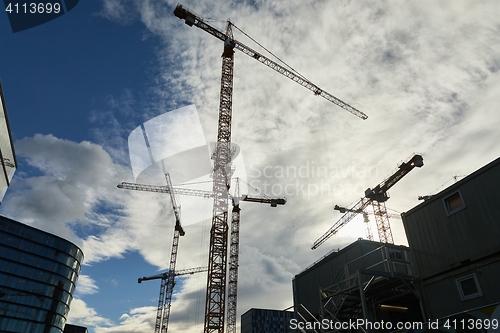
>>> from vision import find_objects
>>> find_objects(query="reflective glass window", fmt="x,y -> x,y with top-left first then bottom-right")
0,218 -> 80,333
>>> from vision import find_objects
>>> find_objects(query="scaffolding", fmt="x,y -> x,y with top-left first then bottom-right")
318,245 -> 425,332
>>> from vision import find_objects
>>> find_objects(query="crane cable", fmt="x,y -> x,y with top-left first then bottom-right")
193,9 -> 308,84
231,23 -> 310,83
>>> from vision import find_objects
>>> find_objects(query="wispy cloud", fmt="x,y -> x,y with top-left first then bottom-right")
95,306 -> 156,332
96,0 -> 139,24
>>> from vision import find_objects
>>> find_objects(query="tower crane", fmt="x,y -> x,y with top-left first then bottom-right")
117,181 -> 286,207
118,178 -> 285,333
312,154 -> 424,249
147,172 -> 185,333
139,266 -> 208,333
173,4 -> 367,333
333,205 -> 401,241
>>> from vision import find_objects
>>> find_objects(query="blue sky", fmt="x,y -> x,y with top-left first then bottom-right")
1,0 -> 500,332
1,2 -> 155,142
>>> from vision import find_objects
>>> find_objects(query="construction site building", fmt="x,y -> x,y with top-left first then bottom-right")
293,239 -> 424,330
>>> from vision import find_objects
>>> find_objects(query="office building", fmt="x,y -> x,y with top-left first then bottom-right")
241,308 -> 294,333
0,215 -> 84,332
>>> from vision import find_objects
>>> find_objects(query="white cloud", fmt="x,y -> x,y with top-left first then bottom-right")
75,275 -> 100,296
68,300 -> 156,332
95,306 -> 156,333
97,0 -> 139,24
67,298 -> 113,327
2,134 -> 126,244
0,134 -> 176,267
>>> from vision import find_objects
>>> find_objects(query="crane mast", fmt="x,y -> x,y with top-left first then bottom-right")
226,179 -> 241,333
312,154 -> 423,249
198,21 -> 235,333
362,212 -> 374,241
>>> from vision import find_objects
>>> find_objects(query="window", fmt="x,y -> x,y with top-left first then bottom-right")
443,190 -> 466,216
389,249 -> 404,261
456,273 -> 483,301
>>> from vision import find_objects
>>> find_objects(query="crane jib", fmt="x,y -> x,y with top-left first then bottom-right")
173,4 -> 368,120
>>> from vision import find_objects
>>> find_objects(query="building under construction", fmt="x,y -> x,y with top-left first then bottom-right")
292,156 -> 500,331
293,239 -> 424,330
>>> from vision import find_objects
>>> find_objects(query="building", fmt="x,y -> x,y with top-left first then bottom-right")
293,240 -> 424,331
402,156 -> 500,320
0,215 -> 84,333
241,308 -> 294,333
291,157 -> 500,331
0,81 -> 17,204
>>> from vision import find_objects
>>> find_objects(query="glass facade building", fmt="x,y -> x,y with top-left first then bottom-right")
241,308 -> 295,333
0,215 -> 83,332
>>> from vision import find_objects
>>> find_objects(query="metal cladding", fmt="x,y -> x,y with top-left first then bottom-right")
403,156 -> 500,280
402,156 -> 500,319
